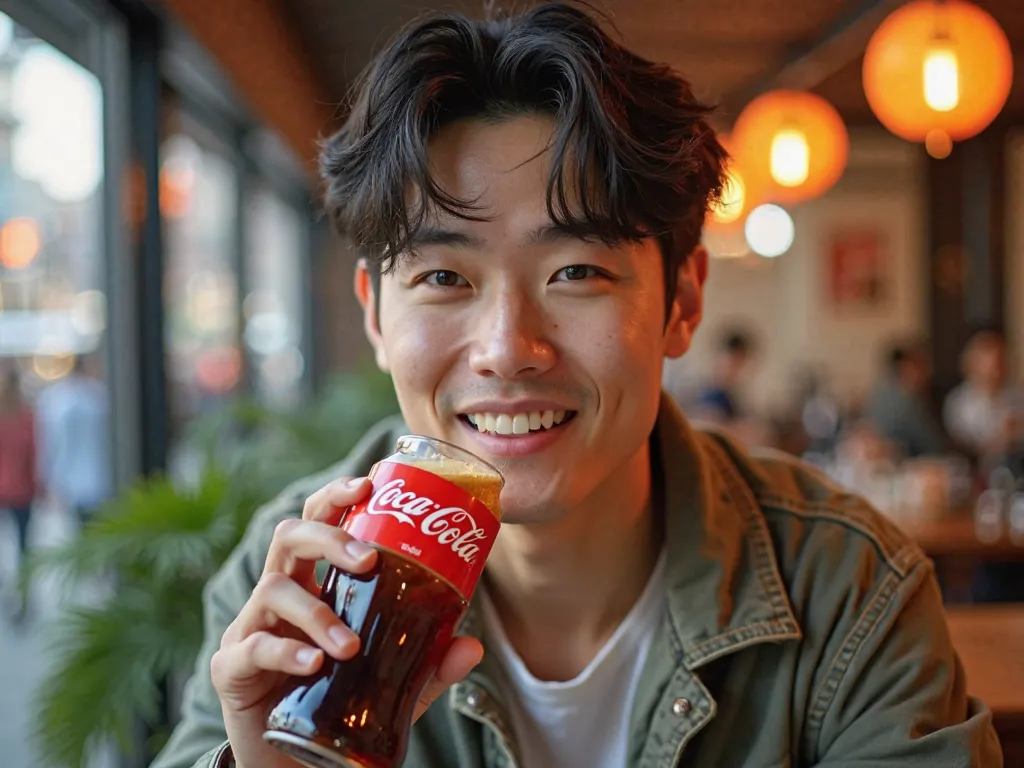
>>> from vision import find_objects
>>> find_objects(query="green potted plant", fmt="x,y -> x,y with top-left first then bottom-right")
27,369 -> 398,767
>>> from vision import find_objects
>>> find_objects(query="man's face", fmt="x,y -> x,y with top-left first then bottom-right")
357,115 -> 704,523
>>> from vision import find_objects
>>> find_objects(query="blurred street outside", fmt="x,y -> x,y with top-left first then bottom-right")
0,500 -> 117,768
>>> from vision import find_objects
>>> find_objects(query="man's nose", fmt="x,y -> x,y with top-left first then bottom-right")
467,288 -> 556,379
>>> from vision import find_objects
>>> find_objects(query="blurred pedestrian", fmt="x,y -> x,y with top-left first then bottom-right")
0,366 -> 38,620
36,353 -> 112,529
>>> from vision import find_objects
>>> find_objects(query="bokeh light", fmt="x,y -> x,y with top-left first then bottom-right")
12,45 -> 102,203
0,217 -> 42,269
744,204 -> 795,258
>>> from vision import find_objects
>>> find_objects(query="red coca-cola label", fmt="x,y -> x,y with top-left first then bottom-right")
341,461 -> 501,600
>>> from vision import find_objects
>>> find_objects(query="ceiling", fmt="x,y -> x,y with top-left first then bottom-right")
285,0 -> 1024,130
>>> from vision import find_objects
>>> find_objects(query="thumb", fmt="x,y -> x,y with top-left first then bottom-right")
413,636 -> 484,721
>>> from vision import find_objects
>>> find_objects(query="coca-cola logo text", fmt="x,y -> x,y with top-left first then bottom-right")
367,478 -> 489,564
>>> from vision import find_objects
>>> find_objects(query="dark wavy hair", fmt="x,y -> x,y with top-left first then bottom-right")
320,2 -> 727,312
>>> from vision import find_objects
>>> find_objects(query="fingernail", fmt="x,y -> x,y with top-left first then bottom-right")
296,647 -> 319,666
346,539 -> 376,561
328,626 -> 352,651
345,477 -> 368,489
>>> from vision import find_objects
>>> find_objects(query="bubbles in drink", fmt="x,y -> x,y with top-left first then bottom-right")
399,457 -> 503,520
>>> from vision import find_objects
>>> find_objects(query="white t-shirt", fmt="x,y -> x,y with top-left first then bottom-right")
478,552 -> 667,768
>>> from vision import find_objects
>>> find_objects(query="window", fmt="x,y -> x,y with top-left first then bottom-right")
160,105 -> 241,451
0,9 -> 113,514
0,8 -> 117,768
243,182 -> 308,410
0,12 -> 106,379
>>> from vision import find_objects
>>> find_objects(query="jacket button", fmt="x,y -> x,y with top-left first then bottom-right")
467,691 -> 484,708
672,698 -> 692,716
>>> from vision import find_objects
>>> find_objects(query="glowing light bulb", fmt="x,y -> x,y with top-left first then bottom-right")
923,45 -> 959,112
770,129 -> 809,187
710,169 -> 746,224
745,204 -> 794,258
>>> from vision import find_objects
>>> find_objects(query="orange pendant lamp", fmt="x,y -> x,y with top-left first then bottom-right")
704,134 -> 762,258
862,0 -> 1013,155
731,90 -> 849,206
706,134 -> 761,227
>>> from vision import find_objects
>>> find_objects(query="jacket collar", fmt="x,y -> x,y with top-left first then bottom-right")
655,394 -> 801,669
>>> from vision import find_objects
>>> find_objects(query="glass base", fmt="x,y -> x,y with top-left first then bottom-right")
263,730 -> 373,768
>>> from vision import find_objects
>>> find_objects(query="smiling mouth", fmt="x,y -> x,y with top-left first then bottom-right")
459,410 -> 577,435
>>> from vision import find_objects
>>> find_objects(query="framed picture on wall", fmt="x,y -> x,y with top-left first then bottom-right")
825,228 -> 889,310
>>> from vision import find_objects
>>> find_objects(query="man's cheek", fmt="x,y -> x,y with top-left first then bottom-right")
387,341 -> 444,409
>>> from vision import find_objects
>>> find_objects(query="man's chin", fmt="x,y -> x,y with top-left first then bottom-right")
494,486 -> 572,527
498,508 -> 566,527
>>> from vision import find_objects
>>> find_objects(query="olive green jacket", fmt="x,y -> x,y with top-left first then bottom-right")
152,396 -> 1002,767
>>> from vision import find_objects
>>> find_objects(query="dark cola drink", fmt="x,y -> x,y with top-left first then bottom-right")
264,436 -> 503,768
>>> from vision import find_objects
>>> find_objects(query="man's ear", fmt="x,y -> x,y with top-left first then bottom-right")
354,260 -> 390,372
664,244 -> 708,359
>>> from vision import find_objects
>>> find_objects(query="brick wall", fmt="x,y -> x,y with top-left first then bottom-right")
159,0 -> 338,181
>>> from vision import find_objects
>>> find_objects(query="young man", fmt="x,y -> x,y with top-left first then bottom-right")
153,4 -> 1001,767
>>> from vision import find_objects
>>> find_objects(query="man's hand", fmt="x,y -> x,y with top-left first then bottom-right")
209,476 -> 483,768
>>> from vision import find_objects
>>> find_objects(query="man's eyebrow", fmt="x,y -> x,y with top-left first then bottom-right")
405,222 -> 610,251
524,222 -> 605,246
406,227 -> 485,250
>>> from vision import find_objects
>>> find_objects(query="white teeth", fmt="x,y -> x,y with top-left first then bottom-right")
466,409 -> 573,435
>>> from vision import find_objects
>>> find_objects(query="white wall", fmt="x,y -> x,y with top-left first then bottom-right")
665,129 -> 929,416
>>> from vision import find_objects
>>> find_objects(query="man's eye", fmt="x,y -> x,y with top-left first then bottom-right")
553,265 -> 600,282
420,270 -> 467,287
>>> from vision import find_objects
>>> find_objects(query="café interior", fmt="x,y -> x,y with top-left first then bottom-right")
2,0 -> 1024,765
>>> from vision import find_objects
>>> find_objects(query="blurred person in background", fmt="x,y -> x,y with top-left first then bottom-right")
864,340 -> 948,459
944,328 -> 1024,603
36,353 -> 112,529
944,327 -> 1024,468
691,327 -> 772,446
694,328 -> 755,423
798,370 -> 843,455
0,366 -> 38,621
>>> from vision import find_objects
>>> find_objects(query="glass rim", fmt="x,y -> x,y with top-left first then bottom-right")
395,434 -> 505,486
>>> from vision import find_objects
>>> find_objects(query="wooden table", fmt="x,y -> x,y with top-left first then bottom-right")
896,512 -> 1024,601
945,605 -> 1024,762
901,513 -> 1024,560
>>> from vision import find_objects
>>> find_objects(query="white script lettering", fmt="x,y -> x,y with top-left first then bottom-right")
366,478 -> 491,564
